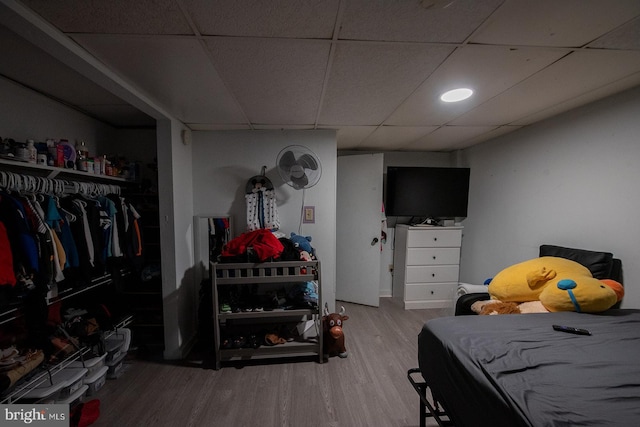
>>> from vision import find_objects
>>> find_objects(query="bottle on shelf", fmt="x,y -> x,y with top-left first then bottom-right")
26,139 -> 37,164
76,140 -> 88,171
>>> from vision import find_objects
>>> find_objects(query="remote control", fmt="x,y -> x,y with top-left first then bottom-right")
552,324 -> 591,335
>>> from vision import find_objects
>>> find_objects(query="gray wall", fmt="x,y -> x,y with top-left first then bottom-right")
460,86 -> 640,309
191,129 -> 338,310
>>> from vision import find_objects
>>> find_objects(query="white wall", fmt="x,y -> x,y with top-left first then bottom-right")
157,119 -> 195,360
0,76 -> 114,154
460,86 -> 640,309
191,130 -> 338,309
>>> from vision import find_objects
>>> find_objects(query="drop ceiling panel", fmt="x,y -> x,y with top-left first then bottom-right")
205,38 -> 329,125
318,125 -> 377,150
73,34 -> 246,124
187,123 -> 251,131
182,0 -> 340,38
513,72 -> 640,125
319,43 -> 454,125
472,0 -> 640,47
359,126 -> 437,151
457,125 -> 524,148
450,49 -> 640,126
386,45 -> 568,126
339,0 -> 503,43
22,0 -> 192,34
587,17 -> 640,50
405,125 -> 499,151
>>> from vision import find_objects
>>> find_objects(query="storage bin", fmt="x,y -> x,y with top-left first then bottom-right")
106,352 -> 127,379
83,365 -> 108,396
57,367 -> 88,399
56,384 -> 88,406
69,353 -> 107,376
104,336 -> 124,363
21,367 -> 87,403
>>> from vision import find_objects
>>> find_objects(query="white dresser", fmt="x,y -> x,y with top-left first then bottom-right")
392,225 -> 463,309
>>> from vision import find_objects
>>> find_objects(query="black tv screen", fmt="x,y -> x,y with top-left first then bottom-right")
385,167 -> 470,218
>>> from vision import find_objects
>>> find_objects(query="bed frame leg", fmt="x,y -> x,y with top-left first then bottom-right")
407,368 -> 453,427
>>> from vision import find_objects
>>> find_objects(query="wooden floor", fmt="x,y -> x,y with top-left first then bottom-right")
92,298 -> 450,427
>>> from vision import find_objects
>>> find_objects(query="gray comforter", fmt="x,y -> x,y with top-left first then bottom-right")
418,309 -> 640,427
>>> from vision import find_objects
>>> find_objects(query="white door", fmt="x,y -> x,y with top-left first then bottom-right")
336,153 -> 384,307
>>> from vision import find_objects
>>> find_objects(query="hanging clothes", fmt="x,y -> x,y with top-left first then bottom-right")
246,187 -> 280,231
0,221 -> 17,286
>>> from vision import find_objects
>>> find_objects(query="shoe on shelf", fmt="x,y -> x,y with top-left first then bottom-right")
220,303 -> 231,313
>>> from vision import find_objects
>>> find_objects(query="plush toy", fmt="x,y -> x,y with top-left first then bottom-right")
289,232 -> 315,257
487,256 -> 621,313
472,299 -> 549,315
323,303 -> 348,358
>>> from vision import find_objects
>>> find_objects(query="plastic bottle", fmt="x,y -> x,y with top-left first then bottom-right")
76,140 -> 88,171
26,140 -> 37,164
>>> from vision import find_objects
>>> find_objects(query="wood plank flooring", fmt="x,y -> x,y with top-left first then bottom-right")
91,298 -> 450,427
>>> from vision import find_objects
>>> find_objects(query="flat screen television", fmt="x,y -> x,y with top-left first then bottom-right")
385,166 -> 470,219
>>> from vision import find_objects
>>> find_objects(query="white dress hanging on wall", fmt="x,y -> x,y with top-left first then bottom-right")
246,187 -> 280,231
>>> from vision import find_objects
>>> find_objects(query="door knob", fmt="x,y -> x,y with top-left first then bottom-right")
371,237 -> 379,246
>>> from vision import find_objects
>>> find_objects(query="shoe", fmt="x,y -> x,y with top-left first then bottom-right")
220,303 -> 231,313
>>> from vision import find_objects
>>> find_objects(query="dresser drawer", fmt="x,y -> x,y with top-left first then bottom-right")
406,265 -> 459,283
405,283 -> 454,301
407,229 -> 462,248
406,247 -> 460,265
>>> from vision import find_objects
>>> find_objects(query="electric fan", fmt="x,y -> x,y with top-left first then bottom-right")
276,145 -> 322,190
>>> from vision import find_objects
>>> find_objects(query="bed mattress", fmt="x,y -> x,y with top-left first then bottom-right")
418,309 -> 640,427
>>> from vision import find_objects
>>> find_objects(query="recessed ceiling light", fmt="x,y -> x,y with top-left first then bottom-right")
440,88 -> 473,103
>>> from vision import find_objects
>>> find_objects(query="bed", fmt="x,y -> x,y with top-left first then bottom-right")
408,245 -> 640,427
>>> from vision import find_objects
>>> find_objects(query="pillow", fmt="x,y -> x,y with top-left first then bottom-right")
539,245 -> 613,279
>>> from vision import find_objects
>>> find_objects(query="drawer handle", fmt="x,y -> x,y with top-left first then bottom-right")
432,273 -> 435,277
430,290 -> 434,295
432,256 -> 436,260
433,237 -> 438,241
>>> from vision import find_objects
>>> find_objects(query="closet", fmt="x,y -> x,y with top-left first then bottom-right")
0,163 -> 138,403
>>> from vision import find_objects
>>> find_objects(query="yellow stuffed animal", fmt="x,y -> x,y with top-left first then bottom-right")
488,256 -> 620,313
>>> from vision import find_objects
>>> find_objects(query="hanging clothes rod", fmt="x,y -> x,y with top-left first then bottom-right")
0,170 -> 121,196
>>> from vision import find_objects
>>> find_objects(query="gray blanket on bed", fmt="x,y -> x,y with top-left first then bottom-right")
418,310 -> 640,427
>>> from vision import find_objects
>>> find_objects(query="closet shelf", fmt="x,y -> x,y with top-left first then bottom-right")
0,158 -> 128,183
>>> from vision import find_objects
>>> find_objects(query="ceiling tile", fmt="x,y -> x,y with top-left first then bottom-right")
319,43 -> 454,125
471,0 -> 640,47
512,72 -> 640,125
386,45 -> 568,126
318,125 -> 377,150
22,0 -> 192,34
253,125 -> 315,130
359,126 -> 437,151
405,125 -> 499,151
73,34 -> 247,124
205,37 -> 330,125
181,0 -> 340,38
588,17 -> 640,50
187,123 -> 251,131
459,125 -> 524,149
450,49 -> 640,126
339,0 -> 503,43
